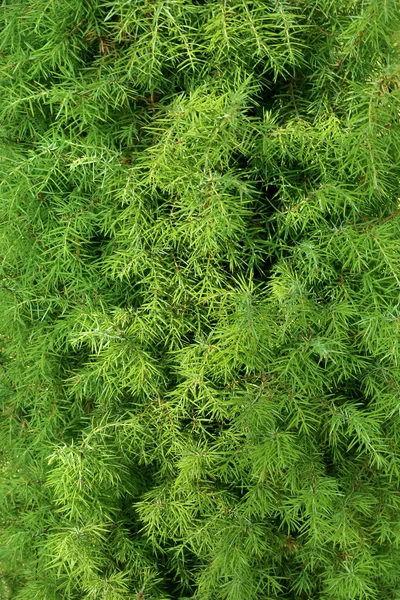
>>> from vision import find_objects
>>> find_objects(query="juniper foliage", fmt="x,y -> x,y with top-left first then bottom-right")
1,0 -> 400,598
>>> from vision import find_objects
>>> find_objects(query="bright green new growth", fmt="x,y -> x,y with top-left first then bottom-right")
1,1 -> 400,598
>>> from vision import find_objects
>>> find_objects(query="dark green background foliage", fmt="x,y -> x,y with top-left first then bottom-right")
1,0 -> 400,598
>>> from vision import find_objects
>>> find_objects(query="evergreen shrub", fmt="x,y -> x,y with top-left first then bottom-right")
1,1 -> 400,598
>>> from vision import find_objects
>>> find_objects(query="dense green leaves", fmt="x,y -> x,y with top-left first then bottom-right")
1,0 -> 400,598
